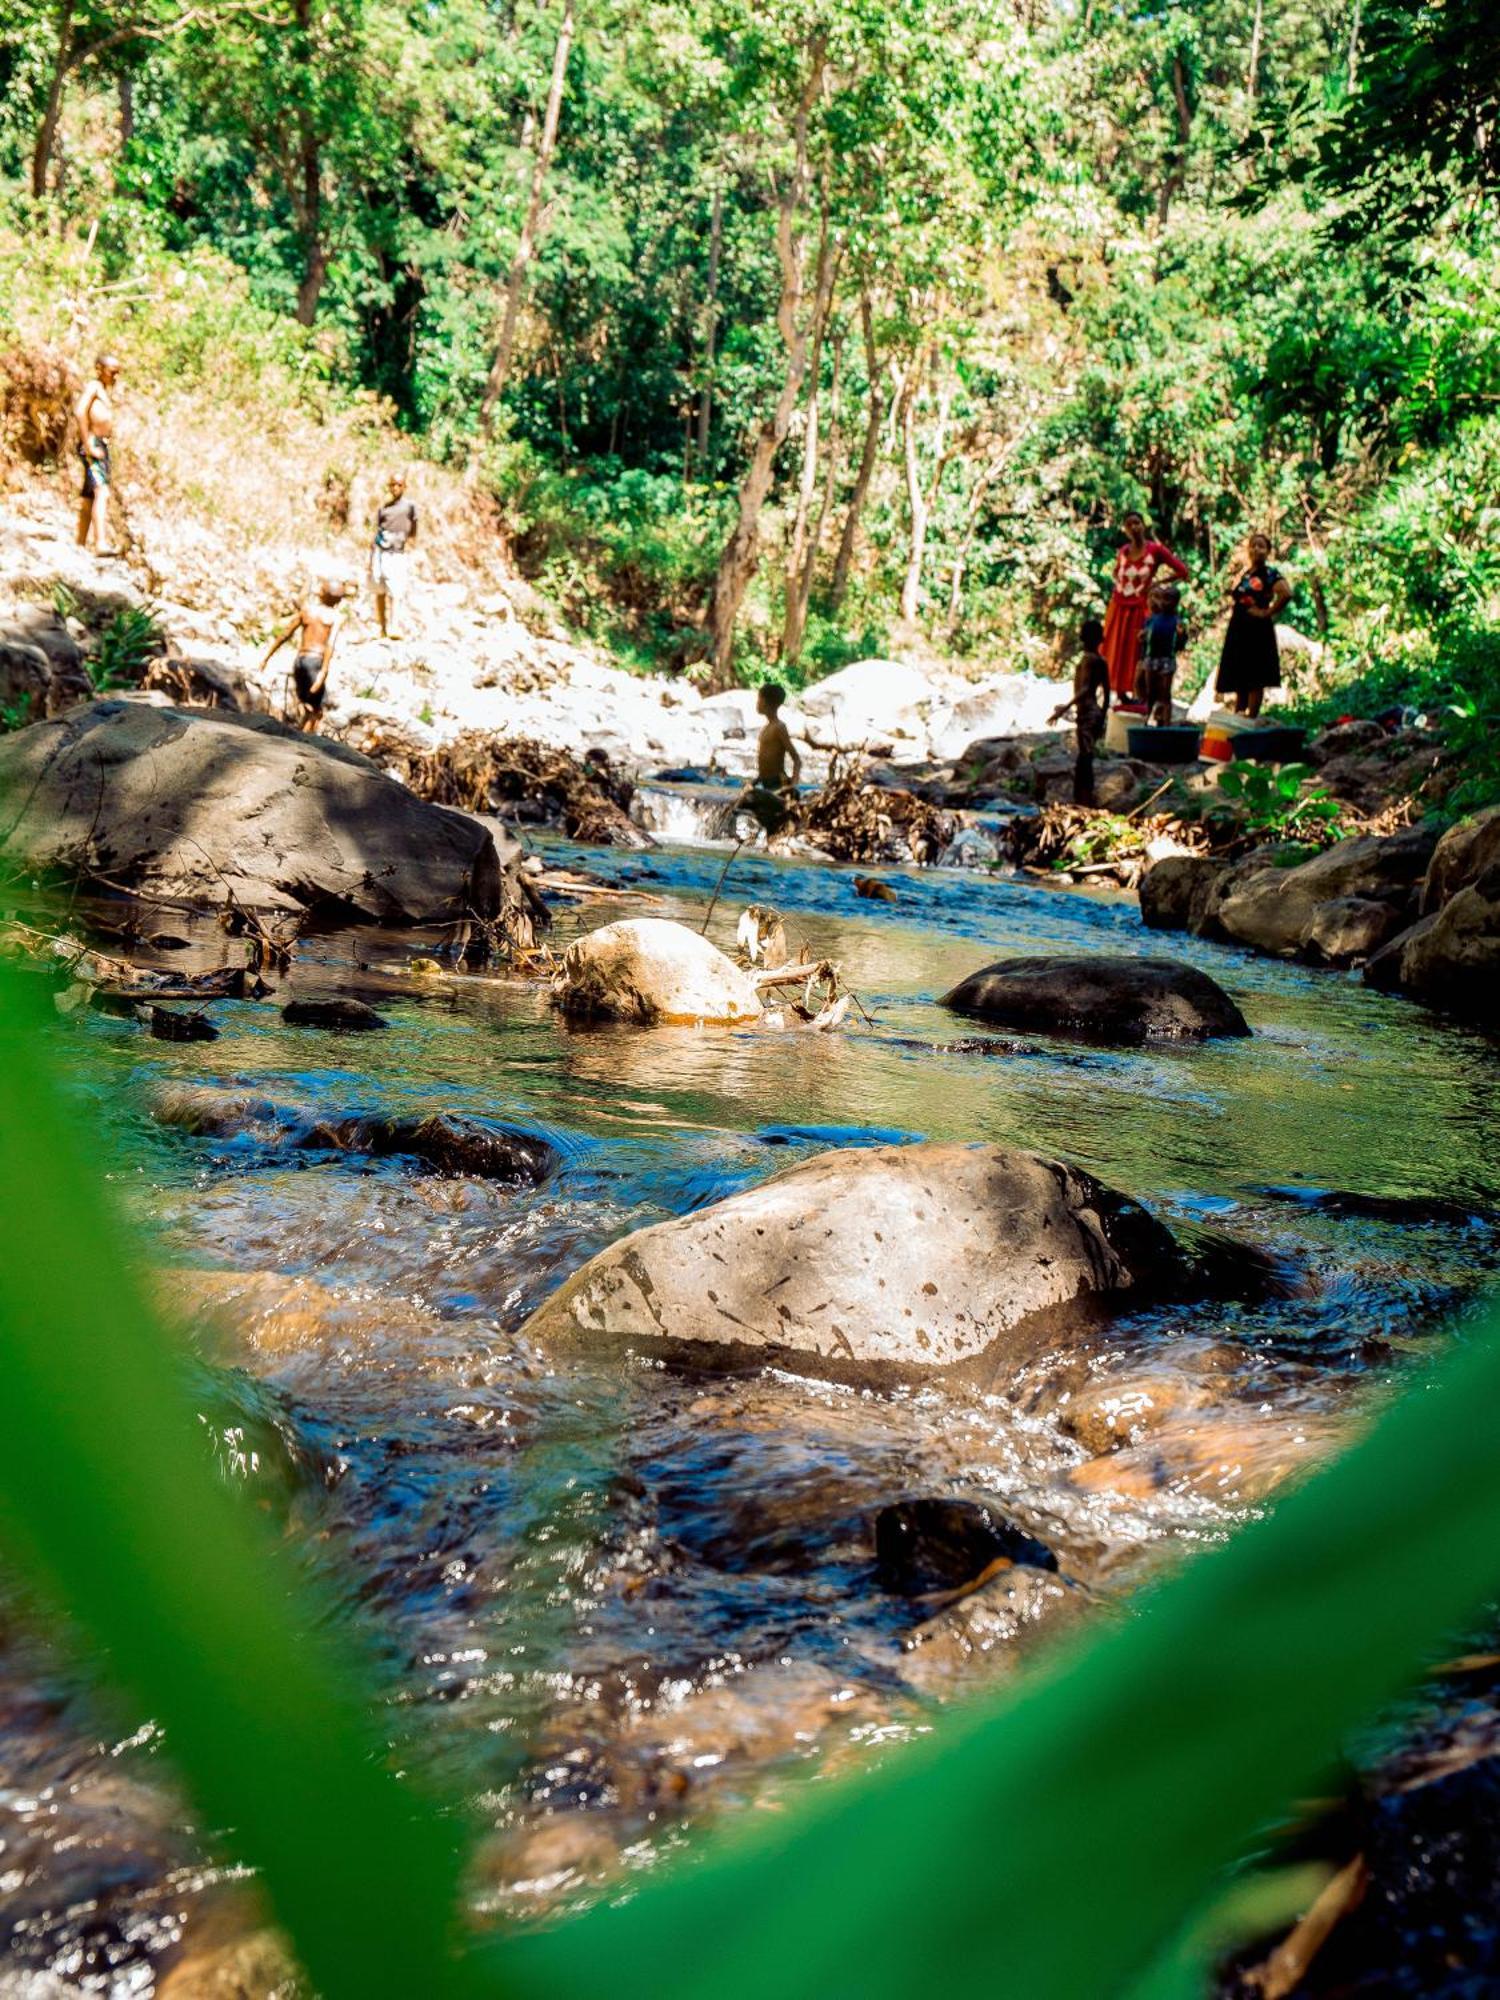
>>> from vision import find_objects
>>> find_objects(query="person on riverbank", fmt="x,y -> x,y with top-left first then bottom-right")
258,575 -> 352,733
370,471 -> 418,640
74,354 -> 121,555
1136,582 -> 1188,725
1100,511 -> 1188,699
1050,616 -> 1112,806
742,682 -> 802,833
1216,534 -> 1291,718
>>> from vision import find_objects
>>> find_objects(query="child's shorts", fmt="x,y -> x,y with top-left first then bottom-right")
1140,659 -> 1177,708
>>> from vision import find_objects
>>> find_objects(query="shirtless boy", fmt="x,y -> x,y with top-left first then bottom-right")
74,354 -> 121,554
1049,616 -> 1112,806
259,576 -> 352,733
743,682 -> 802,833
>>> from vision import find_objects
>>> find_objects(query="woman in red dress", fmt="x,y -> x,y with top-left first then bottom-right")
1100,512 -> 1189,698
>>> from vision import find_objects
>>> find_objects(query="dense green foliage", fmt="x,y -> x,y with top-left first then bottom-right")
2,0 -> 1498,738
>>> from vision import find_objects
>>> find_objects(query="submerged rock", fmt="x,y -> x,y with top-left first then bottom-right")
551,917 -> 763,1026
0,700 -> 534,929
282,998 -> 388,1031
942,954 -> 1250,1044
874,1497 -> 1056,1595
149,1083 -> 558,1184
518,1141 -> 1182,1382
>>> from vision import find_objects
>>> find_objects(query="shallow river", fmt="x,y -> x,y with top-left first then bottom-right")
5,830 -> 1500,1987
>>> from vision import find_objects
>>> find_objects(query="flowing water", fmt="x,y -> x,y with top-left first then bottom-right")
4,825 -> 1500,1987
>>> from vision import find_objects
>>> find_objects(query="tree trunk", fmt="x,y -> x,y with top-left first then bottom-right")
1347,0 -> 1362,89
898,351 -> 950,626
830,290 -> 881,610
1246,0 -> 1264,109
1156,50 -> 1192,228
480,0 -> 576,434
31,0 -> 76,200
945,459 -> 1000,636
782,317 -> 844,666
708,49 -> 828,681
117,71 -> 135,158
780,243 -> 839,656
292,138 -> 327,325
693,184 -> 724,475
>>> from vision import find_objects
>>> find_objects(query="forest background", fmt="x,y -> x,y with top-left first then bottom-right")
1,0 -> 1498,743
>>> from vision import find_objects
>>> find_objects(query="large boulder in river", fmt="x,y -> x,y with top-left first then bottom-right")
1215,828 -> 1437,961
519,1142 -> 1181,1382
551,917 -> 763,1026
942,954 -> 1249,1044
0,700 -> 530,927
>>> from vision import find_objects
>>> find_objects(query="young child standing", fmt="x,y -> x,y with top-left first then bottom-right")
1050,617 -> 1112,806
742,682 -> 803,833
1135,584 -> 1188,725
259,575 -> 353,733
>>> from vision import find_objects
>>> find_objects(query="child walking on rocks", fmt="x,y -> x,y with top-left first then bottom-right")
259,576 -> 352,733
1050,617 -> 1112,807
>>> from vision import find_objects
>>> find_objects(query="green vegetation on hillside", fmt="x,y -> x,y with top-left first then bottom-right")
2,0 -> 1498,762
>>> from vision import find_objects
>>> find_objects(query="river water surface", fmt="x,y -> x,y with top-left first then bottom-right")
5,830 -> 1499,1989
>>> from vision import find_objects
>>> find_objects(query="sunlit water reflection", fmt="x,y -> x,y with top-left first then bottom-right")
4,828 -> 1498,1982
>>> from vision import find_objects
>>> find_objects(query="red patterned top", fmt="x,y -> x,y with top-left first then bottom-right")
1112,539 -> 1188,603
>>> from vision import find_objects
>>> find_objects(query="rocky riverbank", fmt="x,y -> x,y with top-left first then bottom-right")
1140,806 -> 1500,1025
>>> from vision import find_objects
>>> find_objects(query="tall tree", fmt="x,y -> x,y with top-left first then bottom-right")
479,0 -> 576,433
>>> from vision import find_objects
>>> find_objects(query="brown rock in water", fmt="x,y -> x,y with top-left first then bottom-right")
898,1565 -> 1089,1699
156,1927 -> 298,1998
943,954 -> 1250,1044
1069,1410 -> 1341,1506
0,700 -> 535,929
551,917 -> 763,1026
149,1082 -> 559,1183
874,1496 -> 1056,1594
282,998 -> 388,1031
1362,912 -> 1440,993
518,1141 -> 1183,1382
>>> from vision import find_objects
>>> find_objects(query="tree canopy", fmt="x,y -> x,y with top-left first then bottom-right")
4,0 -> 1498,711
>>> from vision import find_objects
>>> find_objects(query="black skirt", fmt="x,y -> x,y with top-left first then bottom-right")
1216,608 -> 1281,696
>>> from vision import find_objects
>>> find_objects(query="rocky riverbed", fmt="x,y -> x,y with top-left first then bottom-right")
2,818 -> 1499,1993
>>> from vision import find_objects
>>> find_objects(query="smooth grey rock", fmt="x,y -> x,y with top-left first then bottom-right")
551,917 -> 762,1026
518,1141 -> 1182,1381
0,700 -> 528,927
943,954 -> 1250,1044
1217,829 -> 1436,959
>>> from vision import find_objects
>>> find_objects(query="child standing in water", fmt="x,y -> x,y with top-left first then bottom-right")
1135,583 -> 1188,725
742,682 -> 803,833
1050,617 -> 1112,806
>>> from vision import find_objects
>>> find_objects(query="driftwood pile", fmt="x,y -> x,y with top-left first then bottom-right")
794,755 -> 954,866
1002,803 -> 1208,885
403,732 -> 650,849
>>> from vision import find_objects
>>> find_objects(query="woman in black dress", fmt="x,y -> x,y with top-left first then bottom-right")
1216,533 -> 1291,717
